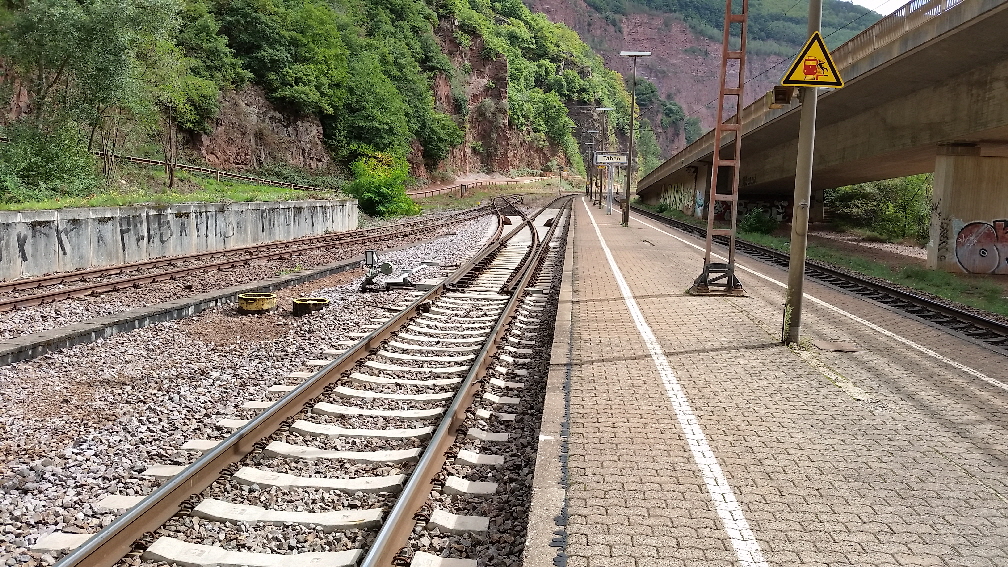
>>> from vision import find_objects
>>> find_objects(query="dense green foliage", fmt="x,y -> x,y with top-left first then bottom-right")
660,99 -> 686,133
445,0 -> 632,169
1,0 -> 631,212
826,174 -> 933,243
633,78 -> 659,110
0,121 -> 100,203
684,116 -> 703,144
347,151 -> 420,217
738,207 -> 779,234
585,0 -> 879,55
636,119 -> 661,177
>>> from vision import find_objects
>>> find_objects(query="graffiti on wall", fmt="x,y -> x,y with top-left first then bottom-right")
955,220 -> 1008,274
659,183 -> 694,214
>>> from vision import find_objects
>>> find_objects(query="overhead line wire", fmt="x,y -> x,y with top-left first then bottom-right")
694,0 -> 894,111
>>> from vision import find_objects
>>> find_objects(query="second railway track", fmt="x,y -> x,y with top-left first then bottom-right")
47,196 -> 572,567
0,205 -> 498,312
631,204 -> 1008,354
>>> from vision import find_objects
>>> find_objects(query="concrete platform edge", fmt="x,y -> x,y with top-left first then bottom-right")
522,204 -> 575,567
0,256 -> 365,367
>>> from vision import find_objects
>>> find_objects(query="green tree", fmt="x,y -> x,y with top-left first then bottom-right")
0,0 -> 184,191
0,121 -> 99,203
327,52 -> 410,155
684,116 -> 703,144
419,111 -> 464,163
178,0 -> 250,89
216,0 -> 349,115
346,150 -> 420,217
660,99 -> 685,133
826,174 -> 933,242
636,118 -> 661,177
633,78 -> 659,110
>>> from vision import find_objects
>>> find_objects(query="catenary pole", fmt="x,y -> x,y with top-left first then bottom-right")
619,52 -> 650,226
624,56 -> 637,226
784,0 -> 823,344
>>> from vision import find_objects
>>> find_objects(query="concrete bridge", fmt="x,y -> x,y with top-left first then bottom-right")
636,0 -> 1008,274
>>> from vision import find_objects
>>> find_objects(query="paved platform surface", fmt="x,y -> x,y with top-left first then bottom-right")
535,196 -> 1008,567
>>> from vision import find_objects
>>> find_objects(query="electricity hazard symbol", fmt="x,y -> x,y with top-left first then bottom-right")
781,31 -> 844,88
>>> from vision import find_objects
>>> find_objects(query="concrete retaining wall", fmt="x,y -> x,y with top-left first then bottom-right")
0,199 -> 358,280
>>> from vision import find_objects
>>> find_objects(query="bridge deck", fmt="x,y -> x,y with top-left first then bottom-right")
529,196 -> 1008,566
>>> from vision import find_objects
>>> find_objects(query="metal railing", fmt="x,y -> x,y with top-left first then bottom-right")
639,0 -> 1008,190
0,135 -> 324,192
832,0 -> 967,71
0,132 -> 553,201
407,179 -> 522,199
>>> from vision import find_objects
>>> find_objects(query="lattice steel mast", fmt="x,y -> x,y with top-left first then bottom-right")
690,0 -> 749,295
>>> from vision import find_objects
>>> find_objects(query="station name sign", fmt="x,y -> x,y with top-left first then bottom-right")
594,153 -> 628,166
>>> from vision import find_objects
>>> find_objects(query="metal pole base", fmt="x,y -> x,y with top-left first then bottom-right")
687,262 -> 747,296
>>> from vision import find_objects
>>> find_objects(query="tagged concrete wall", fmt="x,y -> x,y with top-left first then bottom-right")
0,199 -> 358,280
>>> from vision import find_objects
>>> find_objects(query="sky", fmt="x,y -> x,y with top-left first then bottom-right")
845,0 -> 903,15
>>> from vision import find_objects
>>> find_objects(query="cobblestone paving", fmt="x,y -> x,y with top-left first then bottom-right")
563,198 -> 1008,567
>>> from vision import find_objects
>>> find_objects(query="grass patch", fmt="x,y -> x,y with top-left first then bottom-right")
739,231 -> 1008,315
0,166 -> 345,210
635,202 -> 1008,317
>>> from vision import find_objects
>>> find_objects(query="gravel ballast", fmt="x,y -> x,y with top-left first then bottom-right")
0,213 -> 496,567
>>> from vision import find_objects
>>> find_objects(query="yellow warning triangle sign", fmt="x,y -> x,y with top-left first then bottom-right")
781,31 -> 844,88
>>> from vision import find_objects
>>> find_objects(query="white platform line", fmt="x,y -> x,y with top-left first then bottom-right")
631,215 -> 1008,393
582,199 -> 768,567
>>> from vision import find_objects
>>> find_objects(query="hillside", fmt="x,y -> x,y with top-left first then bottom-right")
0,0 -> 633,210
527,0 -> 882,162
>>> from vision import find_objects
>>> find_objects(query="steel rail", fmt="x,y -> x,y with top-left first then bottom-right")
360,195 -> 572,567
0,206 -> 496,312
631,205 -> 1008,350
52,198 -> 556,567
0,206 -> 490,296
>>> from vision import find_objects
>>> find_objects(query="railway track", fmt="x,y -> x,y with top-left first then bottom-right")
631,205 -> 1008,353
0,205 -> 498,312
49,196 -> 571,567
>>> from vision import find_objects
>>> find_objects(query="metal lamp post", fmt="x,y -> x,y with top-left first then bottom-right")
619,51 -> 651,227
586,131 -> 599,200
594,107 -> 615,209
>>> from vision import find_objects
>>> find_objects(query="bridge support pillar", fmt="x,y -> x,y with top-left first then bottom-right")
928,144 -> 1008,274
694,163 -> 711,219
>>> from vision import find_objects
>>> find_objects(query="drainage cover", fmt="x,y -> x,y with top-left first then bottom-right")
237,292 -> 277,314
293,297 -> 330,316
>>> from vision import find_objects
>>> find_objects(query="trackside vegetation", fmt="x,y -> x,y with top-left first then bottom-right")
635,185 -> 1008,318
0,0 -> 633,215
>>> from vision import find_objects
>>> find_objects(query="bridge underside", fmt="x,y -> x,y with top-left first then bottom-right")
637,0 -> 1008,273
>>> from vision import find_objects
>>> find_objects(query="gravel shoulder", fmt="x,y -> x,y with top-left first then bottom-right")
0,214 -> 496,567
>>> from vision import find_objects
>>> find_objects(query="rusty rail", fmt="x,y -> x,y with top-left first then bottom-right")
50,196 -> 565,567
0,206 -> 491,311
406,179 -> 522,199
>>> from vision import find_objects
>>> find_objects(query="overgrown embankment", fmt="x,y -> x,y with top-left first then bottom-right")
0,0 -> 633,215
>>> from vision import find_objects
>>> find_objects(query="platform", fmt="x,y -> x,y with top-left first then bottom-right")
527,196 -> 1008,567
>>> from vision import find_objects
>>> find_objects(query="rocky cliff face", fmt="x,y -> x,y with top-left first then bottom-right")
421,21 -> 565,183
196,29 -> 564,183
192,84 -> 332,172
524,0 -> 785,157
4,34 -> 565,183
